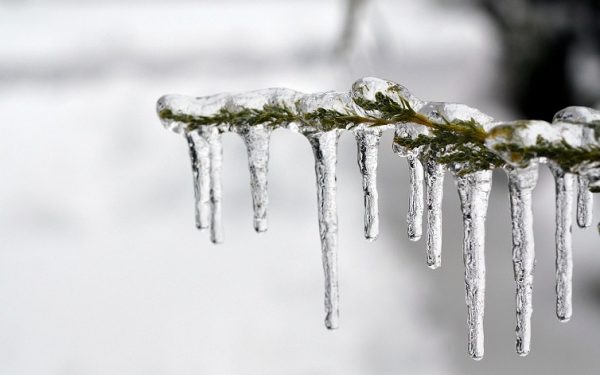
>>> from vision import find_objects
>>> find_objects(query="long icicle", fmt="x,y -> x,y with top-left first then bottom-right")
355,127 -> 382,241
186,131 -> 211,230
309,130 -> 341,329
200,126 -> 224,244
407,155 -> 424,241
455,170 -> 492,360
549,163 -> 574,322
239,125 -> 272,233
506,163 -> 539,356
576,175 -> 593,229
423,158 -> 444,269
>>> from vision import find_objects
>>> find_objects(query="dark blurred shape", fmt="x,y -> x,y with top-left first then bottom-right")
582,275 -> 600,308
480,0 -> 600,120
335,0 -> 370,55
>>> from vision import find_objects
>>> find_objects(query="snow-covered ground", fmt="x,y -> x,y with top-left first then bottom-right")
1,0 -> 600,374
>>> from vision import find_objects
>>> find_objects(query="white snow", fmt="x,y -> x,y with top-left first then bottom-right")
2,0 -> 600,373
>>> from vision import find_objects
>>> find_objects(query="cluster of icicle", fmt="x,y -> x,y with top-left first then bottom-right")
156,77 -> 600,360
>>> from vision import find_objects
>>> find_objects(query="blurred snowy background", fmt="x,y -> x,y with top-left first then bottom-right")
1,0 -> 600,374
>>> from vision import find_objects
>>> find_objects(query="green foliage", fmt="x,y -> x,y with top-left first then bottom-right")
394,118 -> 504,175
159,105 -> 298,130
159,91 -> 598,176
492,136 -> 600,172
353,92 -> 431,126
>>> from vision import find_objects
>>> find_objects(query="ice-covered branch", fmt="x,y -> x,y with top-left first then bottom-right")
157,77 -> 600,359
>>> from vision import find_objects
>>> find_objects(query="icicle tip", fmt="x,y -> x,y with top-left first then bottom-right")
325,312 -> 339,330
254,218 -> 268,233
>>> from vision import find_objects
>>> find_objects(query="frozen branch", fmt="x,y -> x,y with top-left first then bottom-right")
157,77 -> 600,359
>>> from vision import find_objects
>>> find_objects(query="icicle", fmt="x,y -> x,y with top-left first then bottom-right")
354,127 -> 382,241
199,126 -> 224,244
552,106 -> 598,228
407,155 -> 424,241
423,158 -> 444,269
454,170 -> 492,360
186,131 -> 211,231
158,84 -> 600,359
239,125 -> 272,233
576,175 -> 593,229
308,130 -> 341,329
548,163 -> 574,322
506,163 -> 539,356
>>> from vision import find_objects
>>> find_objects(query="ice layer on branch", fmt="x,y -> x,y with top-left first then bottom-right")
157,78 -> 600,359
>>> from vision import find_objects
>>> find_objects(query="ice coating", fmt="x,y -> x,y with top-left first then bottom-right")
553,106 -> 599,228
157,78 -> 600,360
506,163 -> 539,356
157,92 -> 231,133
486,120 -> 586,168
296,90 -> 358,132
549,163 -> 574,322
354,126 -> 382,240
455,170 -> 492,360
486,120 -> 554,167
553,106 -> 600,125
351,77 -> 425,116
417,102 -> 498,175
157,88 -> 305,133
585,167 -> 600,192
238,125 -> 272,232
227,87 -> 303,110
486,115 -> 596,172
423,102 -> 494,127
406,155 -> 424,241
186,131 -> 210,230
423,158 -> 444,269
296,90 -> 353,114
308,130 -> 341,329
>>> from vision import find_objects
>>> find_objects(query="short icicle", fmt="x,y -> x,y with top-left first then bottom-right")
549,163 -> 574,322
423,158 -> 444,269
407,155 -> 424,241
576,175 -> 593,229
239,125 -> 272,233
199,126 -> 224,244
455,170 -> 492,360
308,130 -> 341,329
506,163 -> 539,356
186,131 -> 211,230
354,127 -> 382,240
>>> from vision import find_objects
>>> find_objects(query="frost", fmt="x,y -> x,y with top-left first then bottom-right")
157,77 -> 600,359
